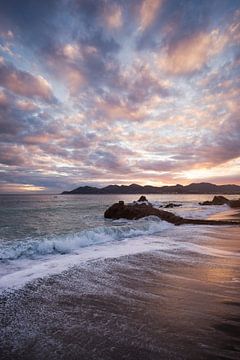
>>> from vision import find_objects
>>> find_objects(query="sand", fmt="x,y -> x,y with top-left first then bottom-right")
1,223 -> 240,360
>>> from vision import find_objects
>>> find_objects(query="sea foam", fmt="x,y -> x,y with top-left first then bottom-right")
0,217 -> 172,261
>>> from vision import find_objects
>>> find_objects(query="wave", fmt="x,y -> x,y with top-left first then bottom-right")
0,217 -> 172,261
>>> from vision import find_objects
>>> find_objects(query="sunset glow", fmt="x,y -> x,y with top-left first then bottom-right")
0,0 -> 239,193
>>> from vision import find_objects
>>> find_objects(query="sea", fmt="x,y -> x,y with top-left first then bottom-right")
0,194 -> 239,359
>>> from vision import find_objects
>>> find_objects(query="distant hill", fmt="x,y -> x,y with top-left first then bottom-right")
61,182 -> 240,195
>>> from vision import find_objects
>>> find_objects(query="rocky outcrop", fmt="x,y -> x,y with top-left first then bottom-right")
104,201 -> 185,225
137,195 -> 148,202
229,199 -> 240,208
199,196 -> 240,208
134,195 -> 152,207
104,201 -> 240,226
199,196 -> 229,206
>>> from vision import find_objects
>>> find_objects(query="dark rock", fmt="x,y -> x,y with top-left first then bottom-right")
199,196 -> 229,206
134,195 -> 152,207
104,201 -> 240,226
104,202 -> 185,225
199,196 -> 240,209
212,196 -> 229,205
164,203 -> 182,208
229,199 -> 240,208
137,195 -> 148,202
199,201 -> 211,205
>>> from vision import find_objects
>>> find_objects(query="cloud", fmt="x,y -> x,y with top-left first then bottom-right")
16,99 -> 38,112
84,59 -> 173,123
104,4 -> 123,29
0,58 -> 55,101
0,88 -> 8,106
206,113 -> 240,165
139,0 -> 162,31
0,183 -> 47,193
0,0 -> 240,192
0,143 -> 29,166
43,34 -> 120,97
157,29 -> 228,75
136,159 -> 179,172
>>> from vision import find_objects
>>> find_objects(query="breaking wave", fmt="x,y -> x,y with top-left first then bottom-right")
0,217 -> 172,261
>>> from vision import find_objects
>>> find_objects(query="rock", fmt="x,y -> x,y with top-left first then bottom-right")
137,195 -> 148,202
104,200 -> 240,226
133,195 -> 152,207
104,202 -> 185,225
229,199 -> 240,208
199,196 -> 229,206
199,196 -> 240,209
212,196 -> 229,205
164,203 -> 182,208
199,201 -> 212,205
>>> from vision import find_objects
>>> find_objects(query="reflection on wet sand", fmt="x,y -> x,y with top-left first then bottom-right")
1,225 -> 240,360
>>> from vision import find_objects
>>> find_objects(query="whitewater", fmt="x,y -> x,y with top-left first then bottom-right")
0,193 -> 236,292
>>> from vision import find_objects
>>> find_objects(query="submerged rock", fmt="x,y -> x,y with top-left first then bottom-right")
164,203 -> 182,208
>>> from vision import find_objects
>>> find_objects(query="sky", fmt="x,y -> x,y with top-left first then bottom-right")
0,0 -> 239,193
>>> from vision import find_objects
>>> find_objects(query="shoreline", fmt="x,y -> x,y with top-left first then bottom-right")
0,202 -> 239,293
1,225 -> 240,359
208,208 -> 240,221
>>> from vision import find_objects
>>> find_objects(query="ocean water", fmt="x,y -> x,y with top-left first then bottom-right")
1,194 -> 240,359
0,193 -> 236,292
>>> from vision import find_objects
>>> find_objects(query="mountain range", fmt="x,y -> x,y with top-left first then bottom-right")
61,182 -> 240,195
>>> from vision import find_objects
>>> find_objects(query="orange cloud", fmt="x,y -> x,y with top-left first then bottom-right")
23,134 -> 54,145
0,58 -> 54,101
157,30 -> 228,75
0,183 -> 47,193
0,89 -> 7,105
65,68 -> 85,95
62,44 -> 81,60
139,0 -> 162,31
95,97 -> 146,122
61,43 -> 98,60
181,158 -> 240,183
104,4 -> 122,29
16,99 -> 38,111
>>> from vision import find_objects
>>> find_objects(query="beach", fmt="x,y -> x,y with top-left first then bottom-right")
0,195 -> 240,359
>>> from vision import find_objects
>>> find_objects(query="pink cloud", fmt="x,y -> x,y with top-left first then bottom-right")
0,58 -> 54,101
157,30 -> 228,75
139,0 -> 163,31
103,4 -> 123,29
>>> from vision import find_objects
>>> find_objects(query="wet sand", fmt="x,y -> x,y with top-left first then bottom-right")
208,207 -> 240,222
1,224 -> 240,360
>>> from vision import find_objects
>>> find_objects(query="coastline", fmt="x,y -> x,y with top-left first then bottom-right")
1,223 -> 240,360
208,208 -> 240,221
